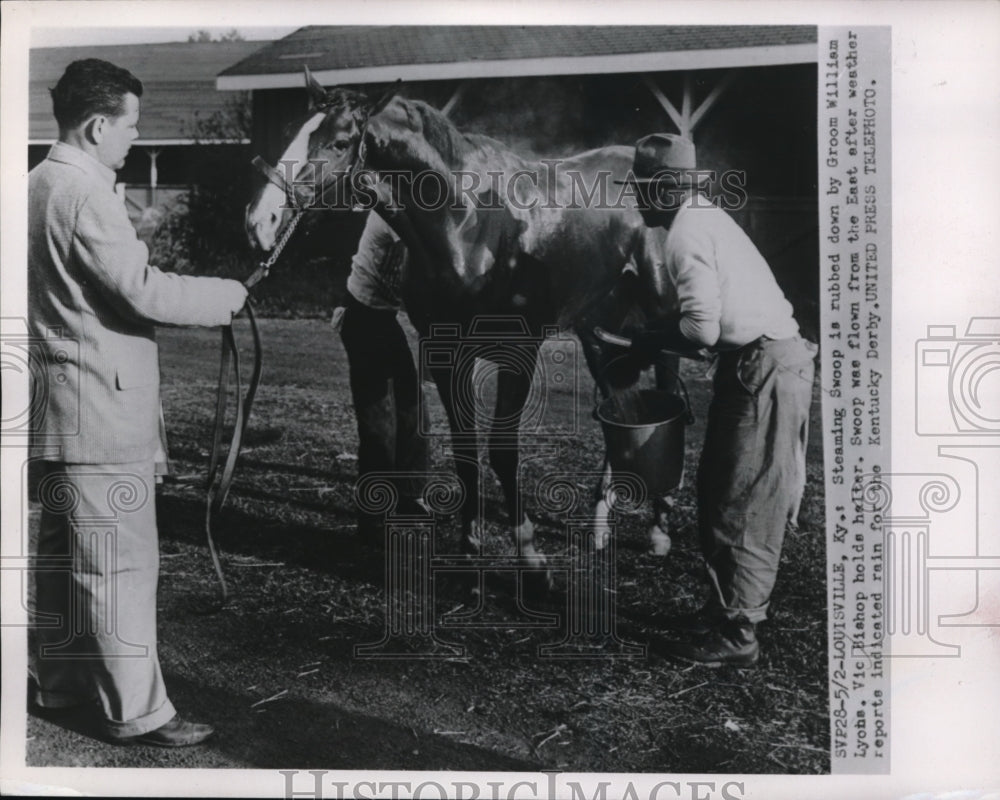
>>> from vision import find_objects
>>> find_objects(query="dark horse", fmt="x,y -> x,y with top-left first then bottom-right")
246,71 -> 678,574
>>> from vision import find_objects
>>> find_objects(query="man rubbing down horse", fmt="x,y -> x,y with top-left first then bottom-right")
28,59 -> 247,745
616,134 -> 817,666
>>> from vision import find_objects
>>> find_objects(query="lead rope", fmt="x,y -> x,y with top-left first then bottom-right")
202,102 -> 372,607
202,211 -> 303,609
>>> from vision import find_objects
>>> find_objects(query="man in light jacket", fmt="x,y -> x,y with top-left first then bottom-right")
28,58 -> 247,746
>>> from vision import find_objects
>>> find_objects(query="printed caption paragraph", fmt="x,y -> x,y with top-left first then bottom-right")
820,26 -> 892,775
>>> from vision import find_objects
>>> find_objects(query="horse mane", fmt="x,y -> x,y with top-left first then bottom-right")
395,97 -> 527,174
308,86 -> 528,178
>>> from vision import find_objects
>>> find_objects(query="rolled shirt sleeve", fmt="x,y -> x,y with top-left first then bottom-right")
73,187 -> 246,327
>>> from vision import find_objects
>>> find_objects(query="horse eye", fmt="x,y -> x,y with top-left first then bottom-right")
333,139 -> 350,152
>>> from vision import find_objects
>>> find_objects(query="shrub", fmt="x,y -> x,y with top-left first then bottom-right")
148,96 -> 380,317
149,95 -> 255,276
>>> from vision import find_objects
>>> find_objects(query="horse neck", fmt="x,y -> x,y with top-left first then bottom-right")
361,109 -> 638,330
366,101 -> 533,211
365,113 -> 483,288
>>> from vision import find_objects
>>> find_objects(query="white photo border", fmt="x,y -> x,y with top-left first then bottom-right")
3,1 -> 999,798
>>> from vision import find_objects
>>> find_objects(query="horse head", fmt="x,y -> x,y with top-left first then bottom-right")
245,67 -> 397,251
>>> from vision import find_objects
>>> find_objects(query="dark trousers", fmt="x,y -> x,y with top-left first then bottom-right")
339,296 -> 428,527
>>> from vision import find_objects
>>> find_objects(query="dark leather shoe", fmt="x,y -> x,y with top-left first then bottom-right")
656,617 -> 760,666
132,716 -> 215,747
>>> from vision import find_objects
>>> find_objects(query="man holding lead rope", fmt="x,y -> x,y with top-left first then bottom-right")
28,59 -> 247,745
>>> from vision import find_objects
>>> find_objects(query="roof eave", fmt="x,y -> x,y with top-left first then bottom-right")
29,138 -> 250,146
216,42 -> 818,90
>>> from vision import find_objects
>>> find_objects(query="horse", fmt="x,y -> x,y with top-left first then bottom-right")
246,69 -> 679,579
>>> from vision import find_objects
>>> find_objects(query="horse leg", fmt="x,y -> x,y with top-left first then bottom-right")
575,321 -> 682,556
426,363 -> 483,556
574,322 -> 619,551
648,353 -> 681,556
488,342 -> 548,573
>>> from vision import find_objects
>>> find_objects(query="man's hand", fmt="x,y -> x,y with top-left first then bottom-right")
598,316 -> 701,389
228,282 -> 250,318
622,325 -> 665,367
624,316 -> 704,363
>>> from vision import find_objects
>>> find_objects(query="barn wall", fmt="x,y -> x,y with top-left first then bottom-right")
247,67 -> 815,193
28,142 -> 250,185
252,89 -> 312,165
29,142 -> 254,246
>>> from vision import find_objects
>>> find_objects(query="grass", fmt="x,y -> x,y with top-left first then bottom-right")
26,316 -> 829,773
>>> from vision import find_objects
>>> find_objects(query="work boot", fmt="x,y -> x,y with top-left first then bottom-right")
656,616 -> 760,667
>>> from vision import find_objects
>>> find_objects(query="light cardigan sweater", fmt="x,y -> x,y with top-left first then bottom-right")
28,142 -> 245,463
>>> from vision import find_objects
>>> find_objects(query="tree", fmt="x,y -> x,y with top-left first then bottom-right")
149,89 -> 357,316
187,28 -> 244,43
149,95 -> 253,280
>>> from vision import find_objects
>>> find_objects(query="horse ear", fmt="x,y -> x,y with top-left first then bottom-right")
303,66 -> 328,110
369,79 -> 402,117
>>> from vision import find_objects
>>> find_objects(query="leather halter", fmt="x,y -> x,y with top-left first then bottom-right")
260,99 -> 373,208
243,101 -> 372,288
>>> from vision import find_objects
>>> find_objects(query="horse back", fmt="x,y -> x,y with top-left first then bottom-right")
513,145 -> 647,327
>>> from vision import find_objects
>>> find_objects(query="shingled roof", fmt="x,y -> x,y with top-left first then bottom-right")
30,40 -> 268,143
218,25 -> 817,89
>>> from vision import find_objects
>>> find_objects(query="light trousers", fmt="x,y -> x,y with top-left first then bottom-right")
34,461 -> 176,737
697,336 -> 817,623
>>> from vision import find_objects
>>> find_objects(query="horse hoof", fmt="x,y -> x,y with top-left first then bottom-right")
592,526 -> 611,551
515,517 -> 536,547
592,499 -> 612,551
648,524 -> 672,557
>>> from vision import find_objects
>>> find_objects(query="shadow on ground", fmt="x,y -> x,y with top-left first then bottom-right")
27,672 -> 538,770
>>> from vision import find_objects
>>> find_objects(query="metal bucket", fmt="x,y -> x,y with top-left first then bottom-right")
594,357 -> 692,497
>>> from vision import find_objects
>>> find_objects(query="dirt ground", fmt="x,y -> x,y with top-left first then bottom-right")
24,317 -> 829,773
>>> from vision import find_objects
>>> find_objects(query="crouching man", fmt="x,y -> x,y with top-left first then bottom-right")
619,134 -> 817,665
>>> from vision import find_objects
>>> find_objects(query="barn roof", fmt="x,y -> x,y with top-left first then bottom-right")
30,41 -> 269,144
217,25 -> 818,89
